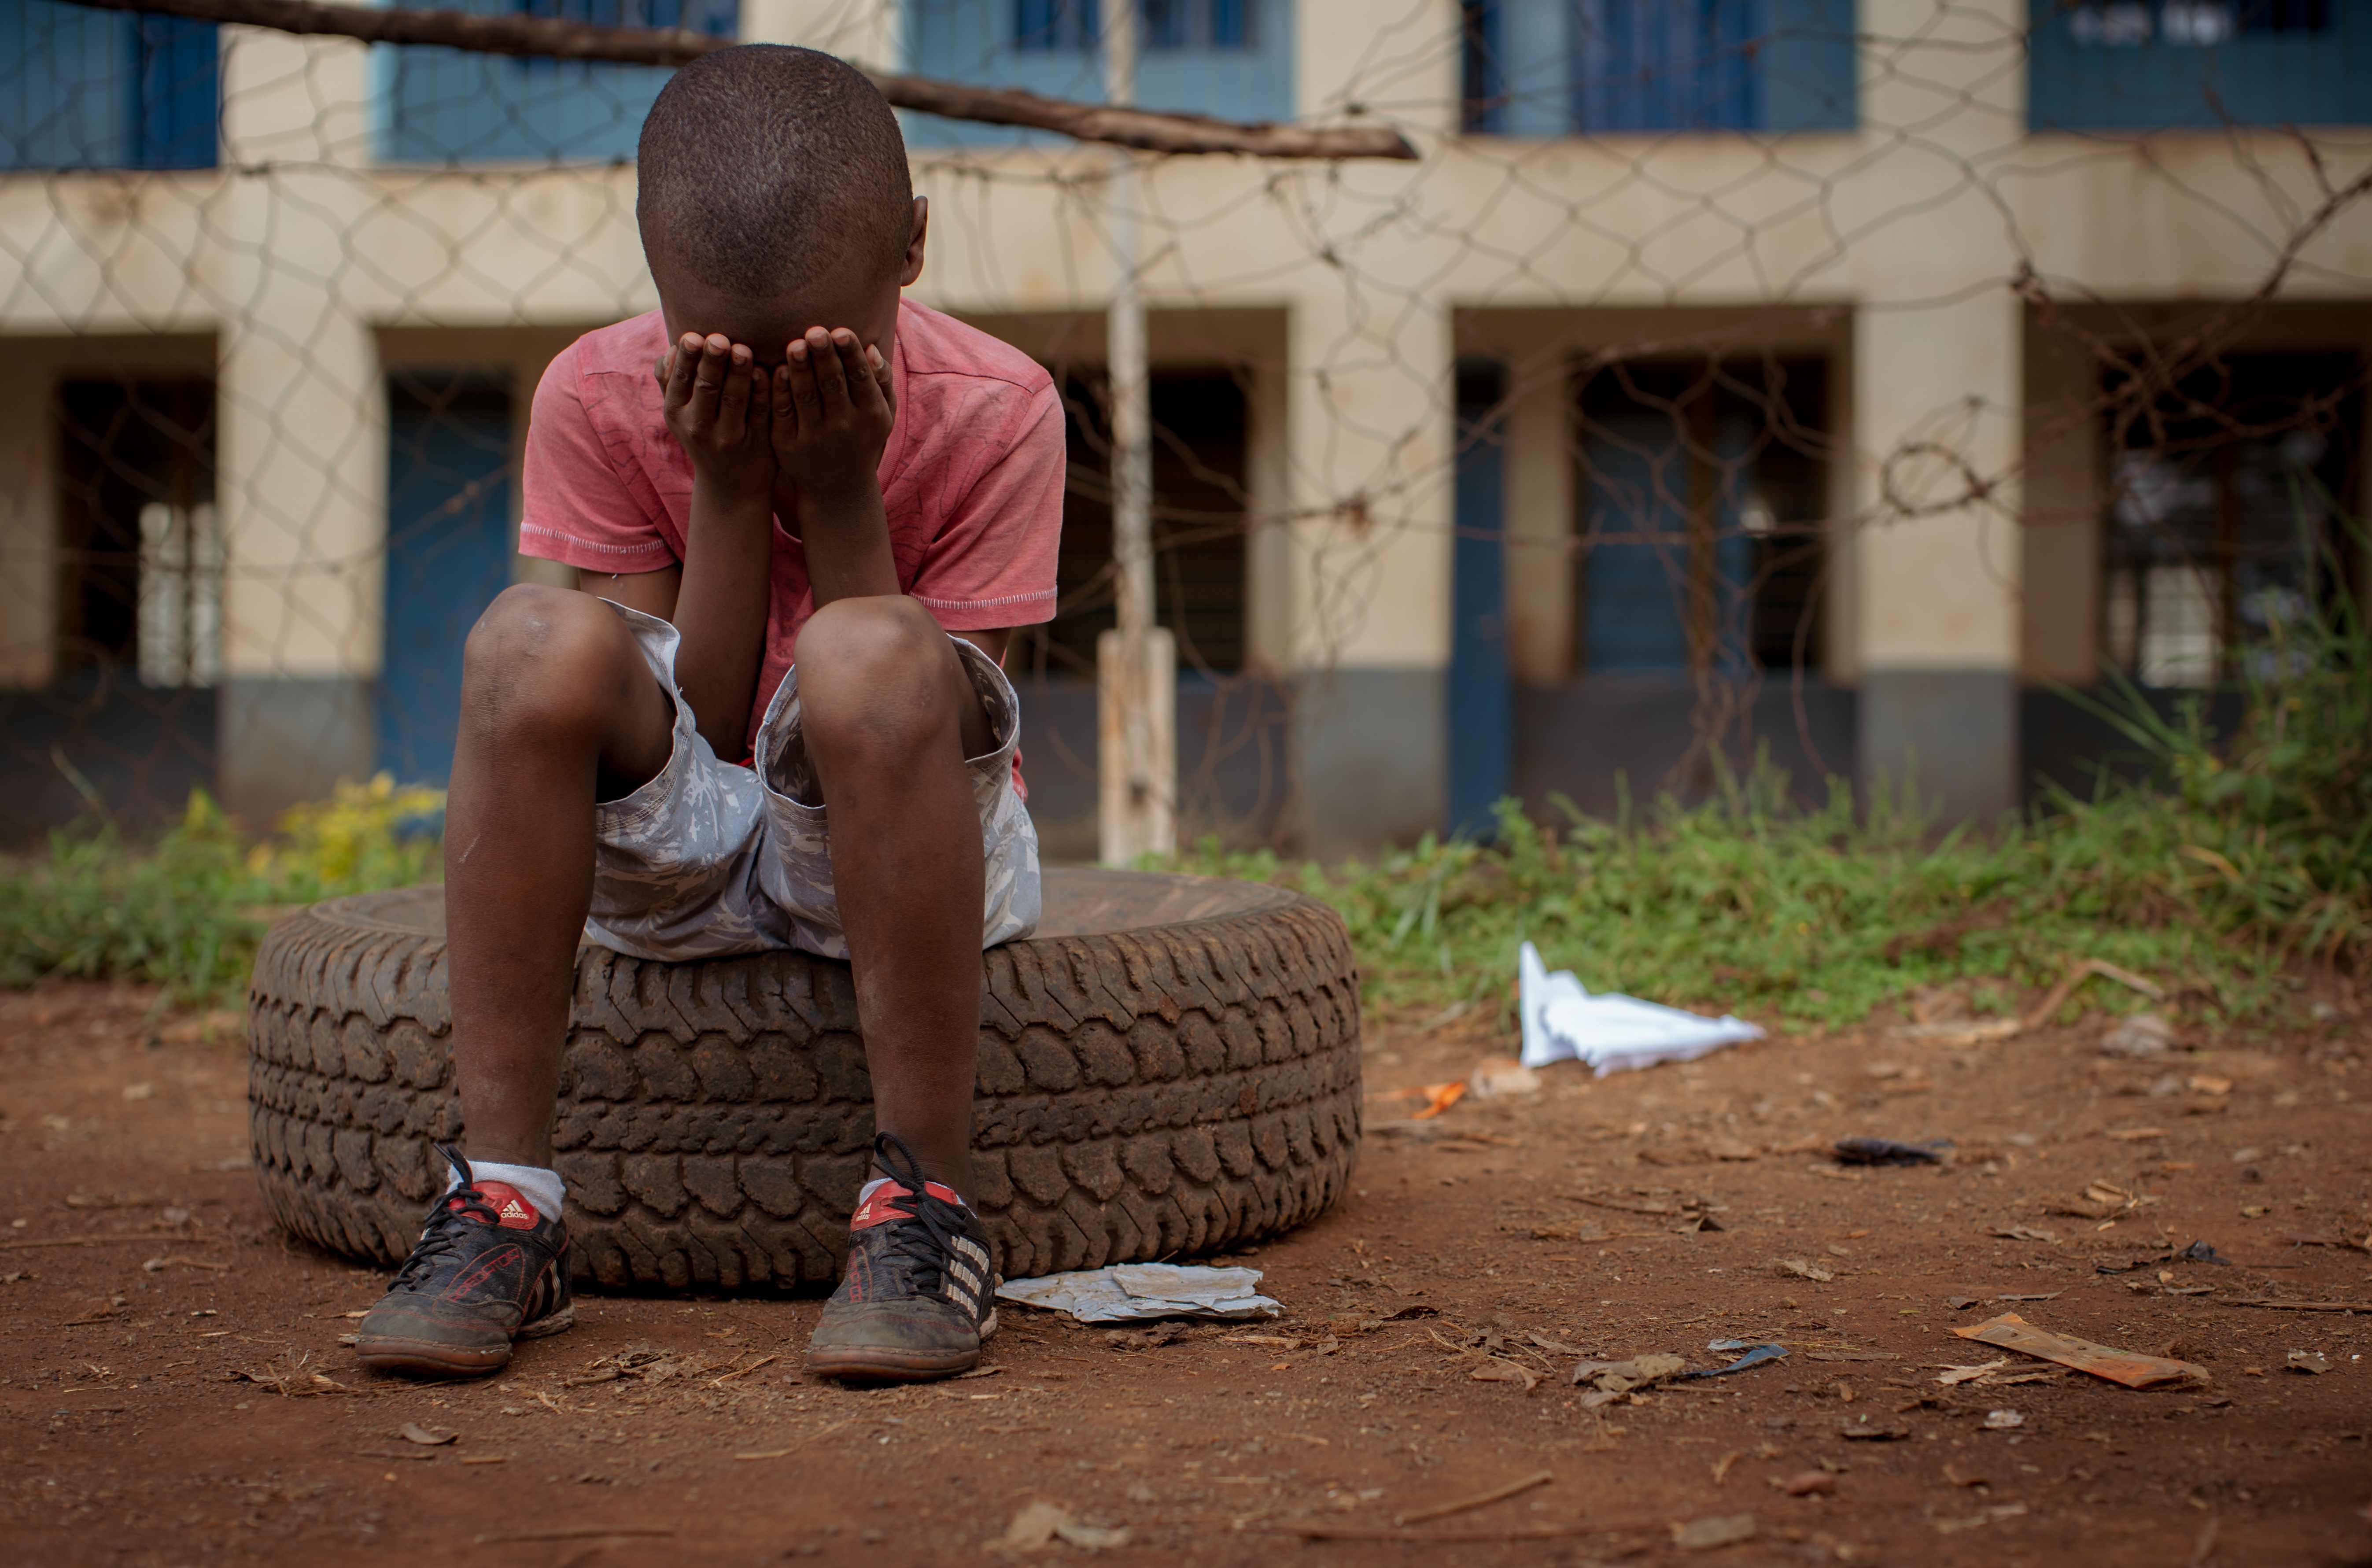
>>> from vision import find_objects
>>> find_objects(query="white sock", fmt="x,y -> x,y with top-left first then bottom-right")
858,1175 -> 969,1210
447,1160 -> 565,1221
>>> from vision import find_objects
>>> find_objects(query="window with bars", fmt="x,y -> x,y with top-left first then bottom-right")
2098,353 -> 2363,687
1013,0 -> 1254,52
54,379 -> 220,686
1571,358 -> 1830,677
0,4 -> 218,170
1459,0 -> 1855,137
2032,0 -> 2368,128
1017,369 -> 1251,679
380,0 -> 735,161
2066,1 -> 2330,48
508,0 -> 735,75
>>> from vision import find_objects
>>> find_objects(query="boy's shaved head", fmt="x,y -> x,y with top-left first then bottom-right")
637,44 -> 914,299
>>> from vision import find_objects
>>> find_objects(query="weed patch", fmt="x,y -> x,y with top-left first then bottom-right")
0,777 -> 442,1005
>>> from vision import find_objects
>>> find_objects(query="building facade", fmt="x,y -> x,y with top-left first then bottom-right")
2,0 -> 2368,856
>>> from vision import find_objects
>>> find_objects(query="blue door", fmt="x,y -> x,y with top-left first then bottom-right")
1582,413 -> 1755,675
380,373 -> 515,785
1449,361 -> 1514,838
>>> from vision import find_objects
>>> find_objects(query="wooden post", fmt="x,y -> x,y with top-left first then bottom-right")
1097,0 -> 1174,863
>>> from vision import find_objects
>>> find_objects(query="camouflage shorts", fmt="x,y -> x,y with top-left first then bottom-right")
583,599 -> 1041,963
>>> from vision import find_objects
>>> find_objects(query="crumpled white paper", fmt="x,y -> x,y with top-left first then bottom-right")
995,1263 -> 1280,1324
1518,940 -> 1764,1075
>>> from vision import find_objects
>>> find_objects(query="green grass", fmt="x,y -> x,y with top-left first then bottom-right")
1167,595 -> 2370,1032
1,586 -> 2361,1029
0,777 -> 443,1006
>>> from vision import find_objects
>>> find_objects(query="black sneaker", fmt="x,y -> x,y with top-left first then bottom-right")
805,1133 -> 999,1383
353,1146 -> 574,1377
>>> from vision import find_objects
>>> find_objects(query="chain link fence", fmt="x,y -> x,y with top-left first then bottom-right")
3,0 -> 2367,853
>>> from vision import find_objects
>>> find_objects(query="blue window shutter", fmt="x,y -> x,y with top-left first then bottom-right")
131,16 -> 218,170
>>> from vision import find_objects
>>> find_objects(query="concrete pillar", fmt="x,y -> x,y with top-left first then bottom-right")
740,0 -> 898,66
1282,286 -> 1456,856
1503,354 -> 1575,684
1242,352 -> 1293,678
1850,296 -> 2023,820
2020,316 -> 2102,684
214,26 -> 384,826
1283,0 -> 1457,855
1846,0 -> 2026,823
0,347 -> 61,689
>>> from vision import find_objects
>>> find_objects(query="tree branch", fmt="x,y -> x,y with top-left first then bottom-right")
63,0 -> 1417,161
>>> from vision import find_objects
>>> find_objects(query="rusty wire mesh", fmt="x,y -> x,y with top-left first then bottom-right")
2,0 -> 2368,850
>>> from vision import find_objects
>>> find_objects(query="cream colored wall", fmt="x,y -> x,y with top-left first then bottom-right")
215,28 -> 384,683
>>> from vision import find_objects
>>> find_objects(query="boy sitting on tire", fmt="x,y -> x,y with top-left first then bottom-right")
353,44 -> 1060,1385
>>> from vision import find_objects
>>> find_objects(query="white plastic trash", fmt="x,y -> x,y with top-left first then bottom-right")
1517,941 -> 1764,1075
996,1262 -> 1280,1324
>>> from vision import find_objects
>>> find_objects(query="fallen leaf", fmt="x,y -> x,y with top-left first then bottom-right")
1469,1359 -> 1542,1392
1570,1352 -> 1685,1393
1780,1472 -> 1835,1497
1953,1312 -> 2208,1389
1466,1057 -> 1541,1099
2285,1350 -> 2332,1375
1409,1082 -> 1468,1122
1671,1513 -> 1757,1552
1775,1258 -> 1836,1284
1936,1360 -> 2009,1386
2106,1127 -> 2168,1142
992,1502 -> 1127,1553
399,1423 -> 457,1446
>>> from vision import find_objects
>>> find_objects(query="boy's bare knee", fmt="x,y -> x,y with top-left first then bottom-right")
462,584 -> 638,738
797,597 -> 960,761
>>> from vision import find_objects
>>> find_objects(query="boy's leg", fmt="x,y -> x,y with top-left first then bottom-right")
791,595 -> 1003,1382
355,584 -> 675,1377
442,586 -> 675,1168
792,594 -> 994,1196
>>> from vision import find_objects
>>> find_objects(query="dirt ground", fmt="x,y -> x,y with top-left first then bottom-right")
3,977 -> 2370,1568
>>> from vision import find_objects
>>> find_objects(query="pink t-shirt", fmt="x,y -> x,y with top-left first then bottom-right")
519,299 -> 1063,756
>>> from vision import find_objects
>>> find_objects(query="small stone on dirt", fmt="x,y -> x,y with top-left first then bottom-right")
2100,1014 -> 2176,1058
1671,1513 -> 1757,1551
1467,1057 -> 1541,1099
992,1502 -> 1127,1553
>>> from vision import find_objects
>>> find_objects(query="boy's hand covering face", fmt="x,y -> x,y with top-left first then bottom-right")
655,325 -> 896,513
770,326 -> 897,505
658,332 -> 773,502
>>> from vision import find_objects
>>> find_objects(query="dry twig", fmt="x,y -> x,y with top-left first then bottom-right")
58,0 -> 1417,160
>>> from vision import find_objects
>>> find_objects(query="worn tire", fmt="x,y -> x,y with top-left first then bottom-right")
246,868 -> 1361,1290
